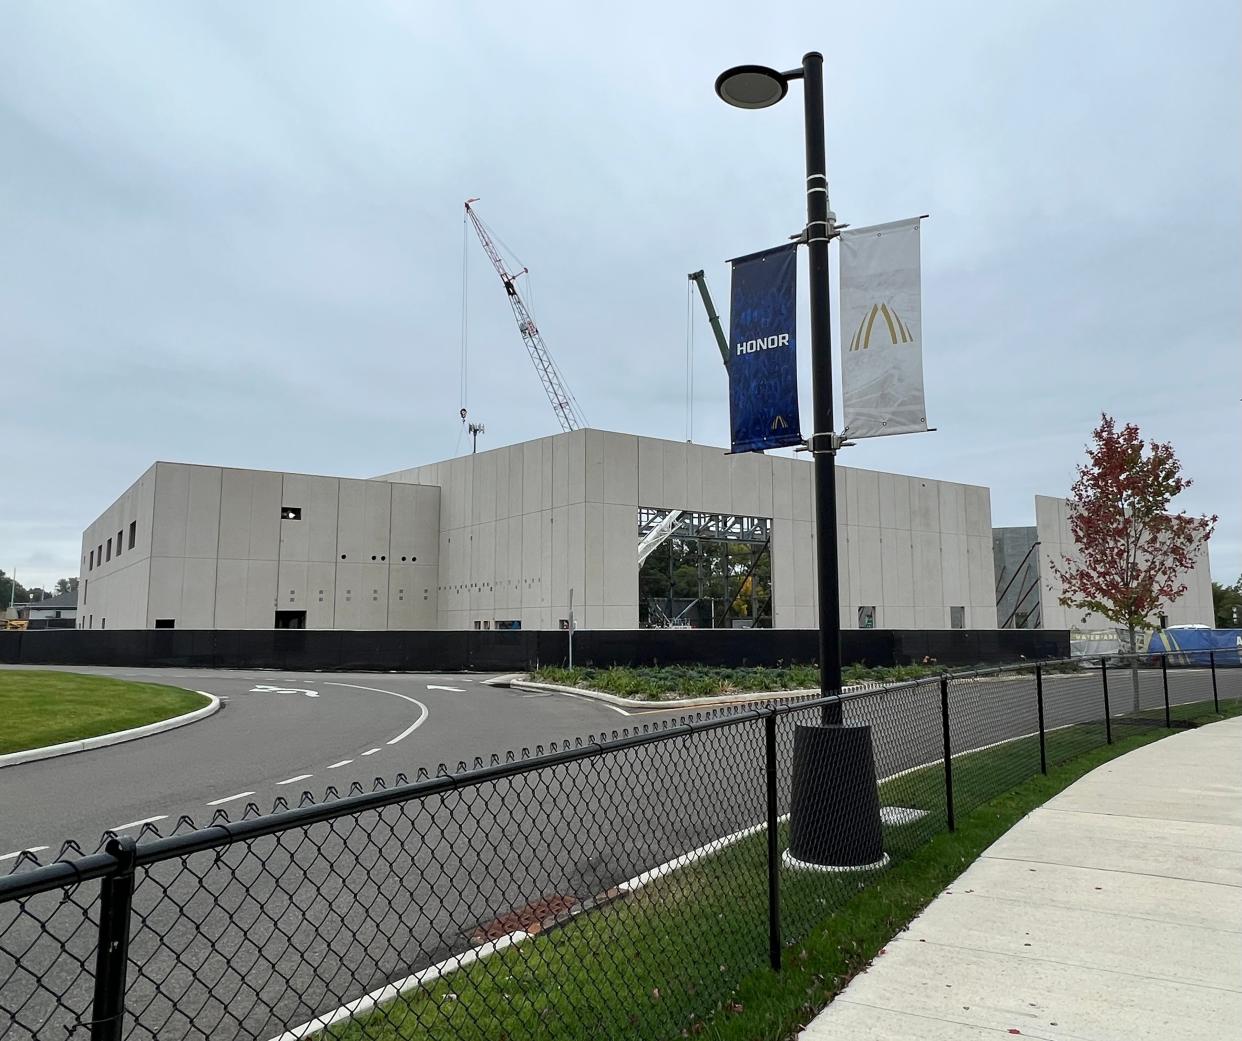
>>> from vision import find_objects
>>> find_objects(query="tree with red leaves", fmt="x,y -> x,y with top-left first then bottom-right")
1051,415 -> 1215,708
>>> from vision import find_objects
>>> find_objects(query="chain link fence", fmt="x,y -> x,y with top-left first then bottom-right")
3,652 -> 1238,1041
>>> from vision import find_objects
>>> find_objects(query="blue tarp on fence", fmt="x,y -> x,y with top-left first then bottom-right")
1147,628 -> 1242,665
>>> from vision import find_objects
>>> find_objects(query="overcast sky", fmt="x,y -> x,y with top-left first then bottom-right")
2,1 -> 1238,595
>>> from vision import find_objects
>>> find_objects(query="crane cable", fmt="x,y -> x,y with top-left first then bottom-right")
456,211 -> 469,456
685,278 -> 695,443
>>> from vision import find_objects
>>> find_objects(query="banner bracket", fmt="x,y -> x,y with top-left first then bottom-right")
797,432 -> 855,456
789,214 -> 848,247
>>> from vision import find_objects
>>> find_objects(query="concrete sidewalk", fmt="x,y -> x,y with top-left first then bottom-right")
801,716 -> 1242,1041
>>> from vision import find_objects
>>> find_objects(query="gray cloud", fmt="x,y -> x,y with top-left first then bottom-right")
2,0 -> 1238,592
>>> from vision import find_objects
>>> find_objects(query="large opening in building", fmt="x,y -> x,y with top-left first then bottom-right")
274,610 -> 307,629
637,509 -> 772,628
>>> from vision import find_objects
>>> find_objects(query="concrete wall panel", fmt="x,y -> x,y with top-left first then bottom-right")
602,432 -> 638,506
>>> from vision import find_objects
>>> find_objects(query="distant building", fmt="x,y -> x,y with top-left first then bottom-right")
78,430 -> 1002,632
992,495 -> 1212,631
16,590 -> 78,627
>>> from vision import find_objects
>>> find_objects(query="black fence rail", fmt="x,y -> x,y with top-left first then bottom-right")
0,625 -> 1070,672
2,652 -> 1237,1041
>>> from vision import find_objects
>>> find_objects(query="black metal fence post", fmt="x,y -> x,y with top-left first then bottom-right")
1161,652 -> 1171,728
1035,663 -> 1047,775
90,837 -> 137,1041
1210,650 -> 1219,714
939,676 -> 955,832
764,710 -> 781,972
1101,656 -> 1112,744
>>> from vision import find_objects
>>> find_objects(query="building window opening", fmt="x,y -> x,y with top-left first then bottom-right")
495,620 -> 521,630
858,606 -> 876,629
106,538 -> 112,561
154,619 -> 175,629
275,610 -> 307,629
89,549 -> 94,570
950,606 -> 966,630
128,521 -> 136,549
116,530 -> 123,556
637,509 -> 773,629
281,506 -> 302,520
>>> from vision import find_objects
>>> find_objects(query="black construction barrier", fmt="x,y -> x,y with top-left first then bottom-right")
0,626 -> 1069,672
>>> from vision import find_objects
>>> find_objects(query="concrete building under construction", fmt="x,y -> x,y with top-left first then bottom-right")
77,429 -> 1211,632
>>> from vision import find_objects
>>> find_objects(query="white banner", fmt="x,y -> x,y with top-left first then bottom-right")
839,217 -> 928,439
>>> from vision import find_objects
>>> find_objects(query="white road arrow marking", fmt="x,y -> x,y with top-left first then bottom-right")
426,685 -> 465,693
249,685 -> 319,697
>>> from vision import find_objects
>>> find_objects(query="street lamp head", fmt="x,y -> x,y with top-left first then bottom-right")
715,64 -> 788,109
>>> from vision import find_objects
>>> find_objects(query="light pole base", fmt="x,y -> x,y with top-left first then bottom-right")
787,722 -> 885,868
782,849 -> 890,873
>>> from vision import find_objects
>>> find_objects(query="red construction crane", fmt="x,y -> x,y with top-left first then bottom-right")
463,199 -> 587,433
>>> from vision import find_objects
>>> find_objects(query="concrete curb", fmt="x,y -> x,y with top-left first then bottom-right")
0,690 -> 221,769
486,675 -> 845,710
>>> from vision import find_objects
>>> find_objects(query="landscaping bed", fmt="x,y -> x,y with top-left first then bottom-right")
529,663 -> 941,701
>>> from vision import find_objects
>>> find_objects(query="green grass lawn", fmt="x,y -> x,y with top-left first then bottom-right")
530,663 -> 940,700
0,670 -> 209,755
328,697 -> 1240,1041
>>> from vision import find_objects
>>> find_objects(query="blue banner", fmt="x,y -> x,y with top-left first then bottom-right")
728,243 -> 802,453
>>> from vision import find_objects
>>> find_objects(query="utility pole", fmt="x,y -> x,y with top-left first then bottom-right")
467,421 -> 485,454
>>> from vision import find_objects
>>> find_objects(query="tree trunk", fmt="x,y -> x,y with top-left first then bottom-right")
1128,622 -> 1141,713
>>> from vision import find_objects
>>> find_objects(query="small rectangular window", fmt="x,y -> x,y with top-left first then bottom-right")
117,530 -> 123,556
858,606 -> 876,629
128,521 -> 136,549
281,506 -> 302,520
89,549 -> 94,570
98,545 -> 103,565
106,538 -> 112,561
154,618 -> 176,629
950,606 -> 966,630
83,579 -> 88,601
101,617 -> 106,629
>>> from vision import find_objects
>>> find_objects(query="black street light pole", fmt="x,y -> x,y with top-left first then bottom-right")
799,53 -> 844,726
717,53 -> 885,870
716,52 -> 843,725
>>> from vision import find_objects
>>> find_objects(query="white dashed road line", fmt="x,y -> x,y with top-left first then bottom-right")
362,748 -> 381,756
327,759 -> 353,769
207,791 -> 255,807
324,682 -> 429,746
1,846 -> 49,862
277,774 -> 313,786
109,815 -> 168,832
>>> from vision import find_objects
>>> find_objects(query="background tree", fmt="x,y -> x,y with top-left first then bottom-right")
1213,577 -> 1242,629
54,577 -> 80,596
1050,414 -> 1215,710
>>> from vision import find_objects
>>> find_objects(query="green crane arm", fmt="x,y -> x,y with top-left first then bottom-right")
688,270 -> 730,367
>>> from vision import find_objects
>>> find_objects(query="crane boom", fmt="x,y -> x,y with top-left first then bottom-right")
688,270 -> 730,366
464,200 -> 587,433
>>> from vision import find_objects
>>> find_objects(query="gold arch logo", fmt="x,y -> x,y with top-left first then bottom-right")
849,303 -> 913,351
770,415 -> 789,431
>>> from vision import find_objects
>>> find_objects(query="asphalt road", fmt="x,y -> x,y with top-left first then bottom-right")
1,664 -> 1236,1041
0,666 -> 659,862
